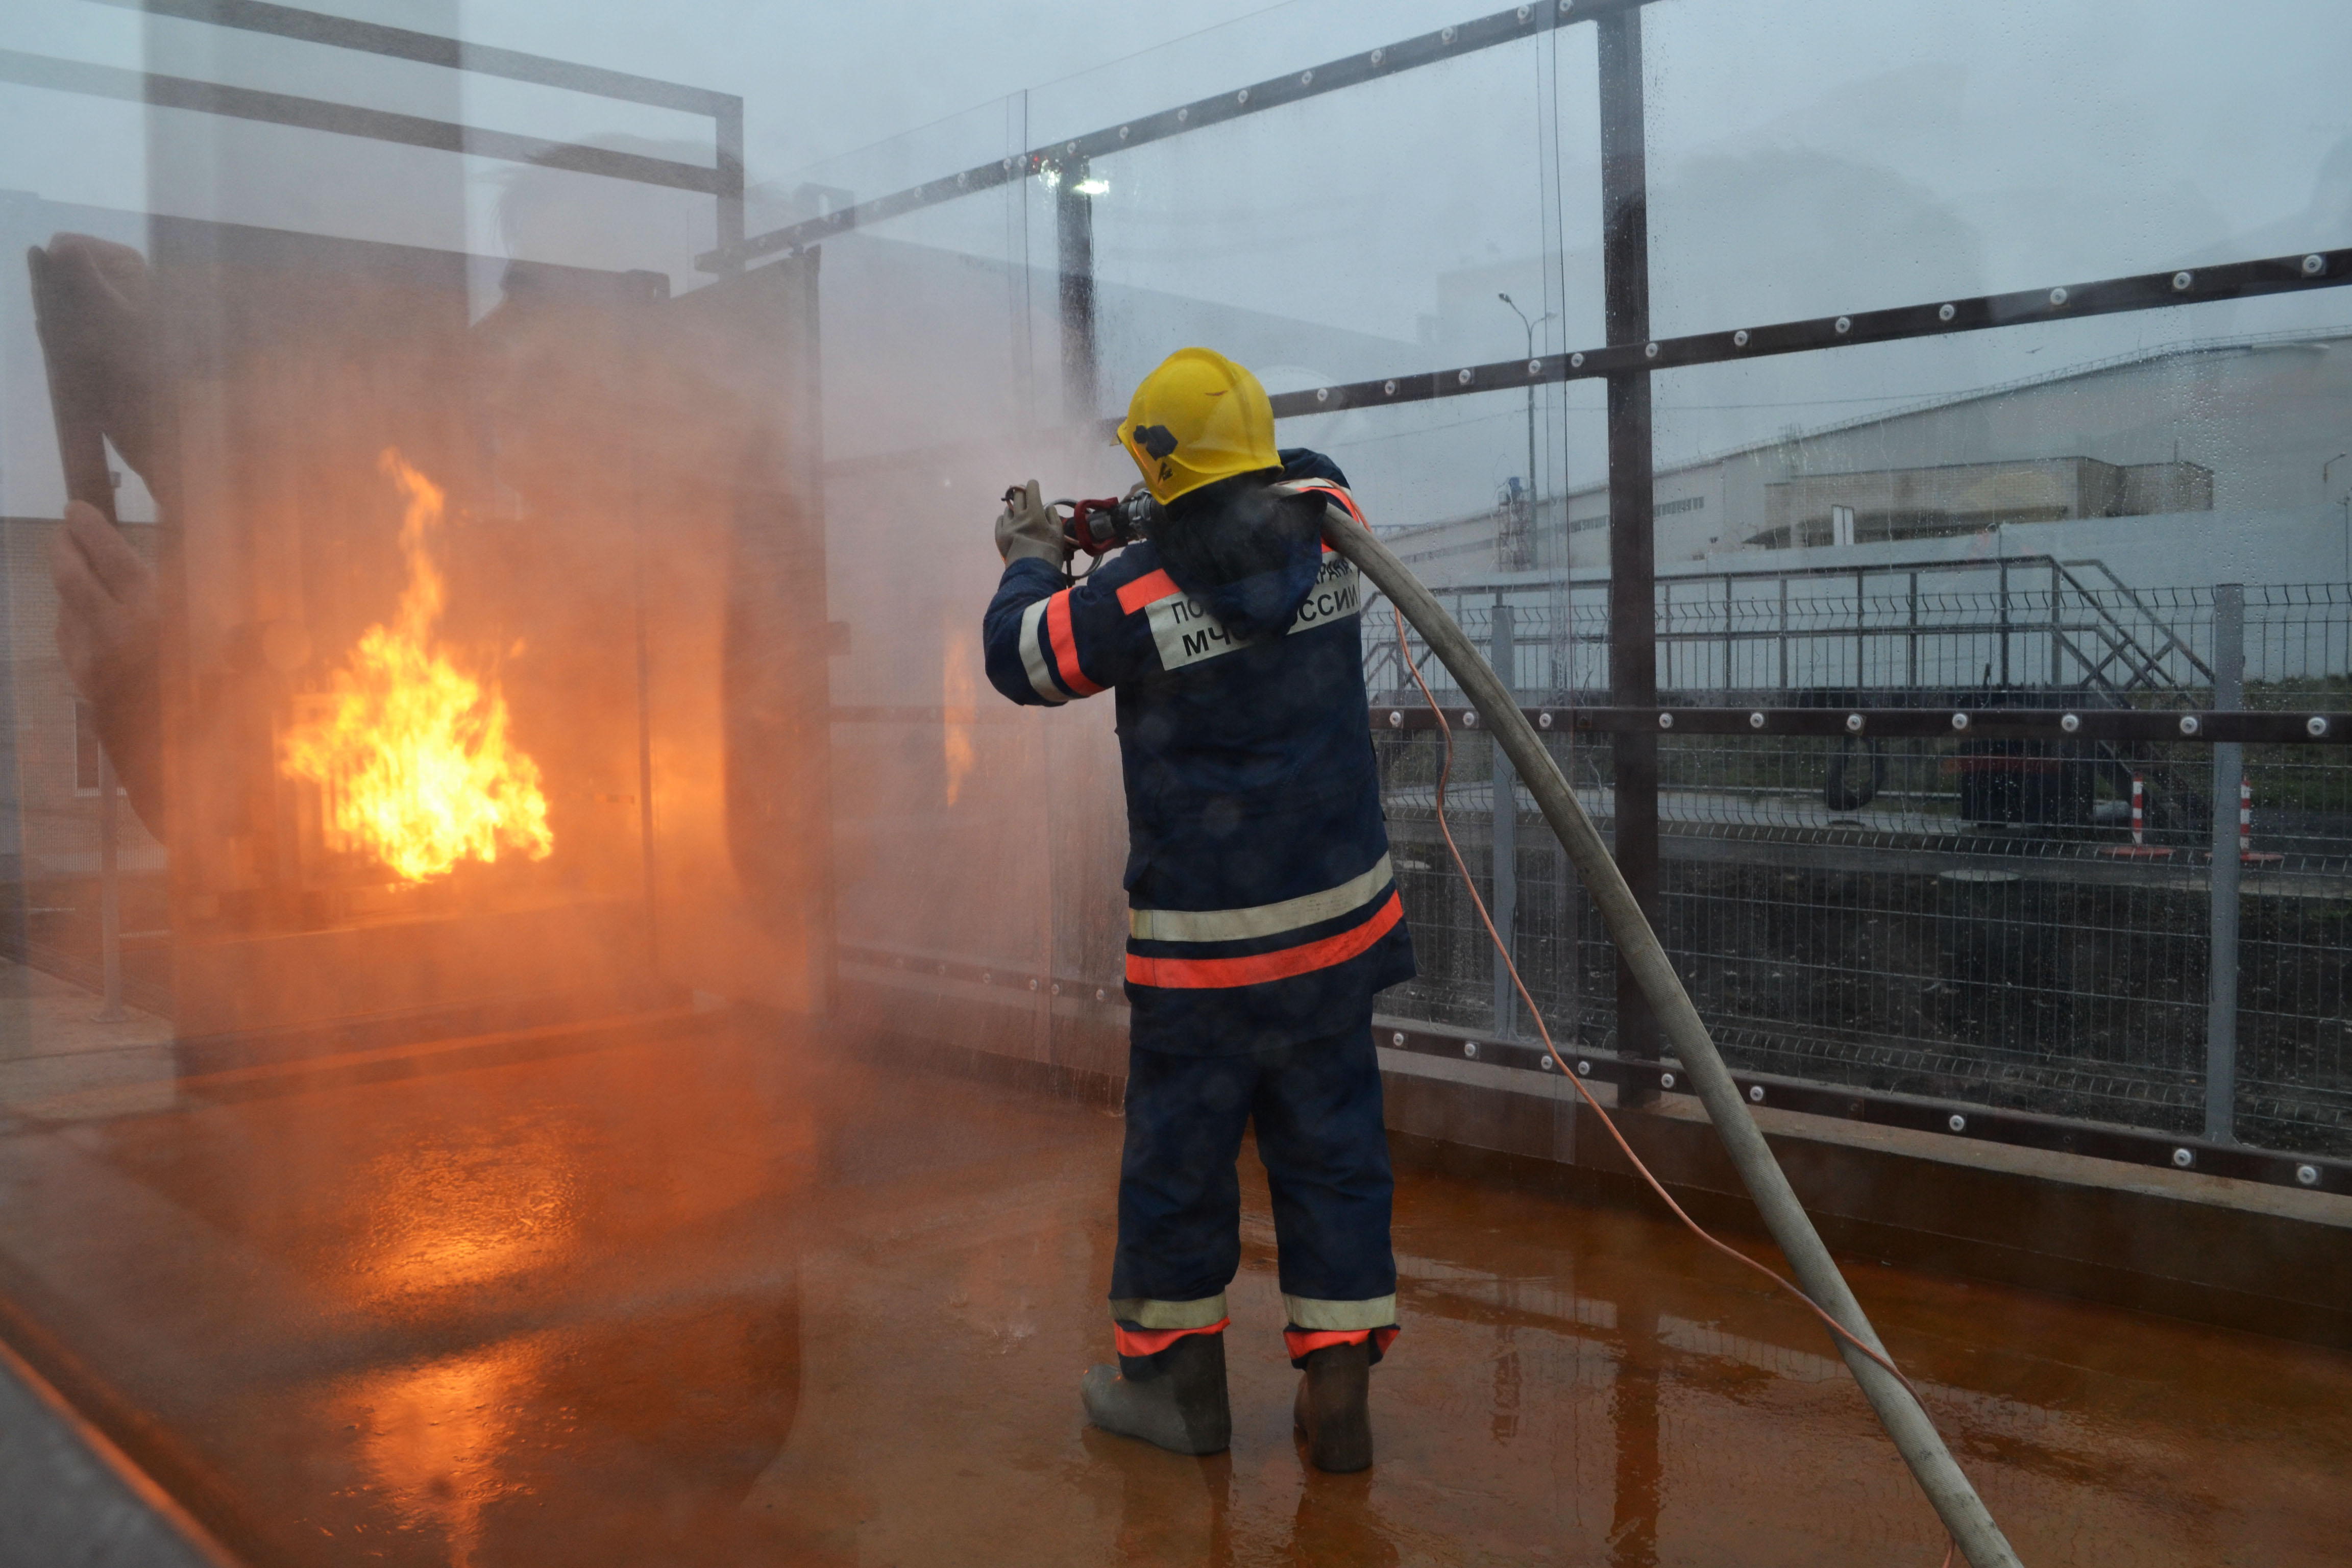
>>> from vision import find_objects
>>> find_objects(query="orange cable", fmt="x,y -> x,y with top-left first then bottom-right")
1389,603 -> 1957,1568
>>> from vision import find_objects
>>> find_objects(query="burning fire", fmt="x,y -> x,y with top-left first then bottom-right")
942,624 -> 976,807
281,450 -> 554,883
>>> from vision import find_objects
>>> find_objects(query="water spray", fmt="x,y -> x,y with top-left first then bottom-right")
1316,505 -> 2022,1568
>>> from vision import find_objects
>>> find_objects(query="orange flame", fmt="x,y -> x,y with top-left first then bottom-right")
281,450 -> 554,883
942,622 -> 976,807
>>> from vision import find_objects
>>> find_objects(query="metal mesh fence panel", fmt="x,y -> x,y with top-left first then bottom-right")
1367,577 -> 2352,1157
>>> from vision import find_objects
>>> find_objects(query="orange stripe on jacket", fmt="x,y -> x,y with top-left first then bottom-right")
1113,1318 -> 1229,1358
1116,568 -> 1181,614
1044,589 -> 1104,696
1125,892 -> 1403,990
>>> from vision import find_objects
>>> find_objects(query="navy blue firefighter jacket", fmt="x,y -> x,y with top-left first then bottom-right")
982,450 -> 1414,1055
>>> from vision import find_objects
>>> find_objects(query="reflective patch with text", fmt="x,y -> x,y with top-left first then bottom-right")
1145,556 -> 1361,672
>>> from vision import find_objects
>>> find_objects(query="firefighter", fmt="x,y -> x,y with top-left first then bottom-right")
982,348 -> 1413,1472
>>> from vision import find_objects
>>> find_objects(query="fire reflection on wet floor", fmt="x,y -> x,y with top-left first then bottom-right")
351,1116 -> 587,1302
0,1015 -> 2344,1565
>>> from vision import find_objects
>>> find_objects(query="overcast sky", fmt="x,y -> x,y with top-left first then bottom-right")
5,0 -> 2350,515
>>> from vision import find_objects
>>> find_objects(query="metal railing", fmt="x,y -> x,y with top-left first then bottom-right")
1361,558 -> 2352,708
1365,578 -> 2352,1163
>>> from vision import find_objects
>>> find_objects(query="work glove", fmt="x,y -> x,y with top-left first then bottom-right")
27,234 -> 164,489
995,479 -> 1067,568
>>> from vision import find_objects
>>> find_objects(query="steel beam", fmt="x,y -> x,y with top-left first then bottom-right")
0,49 -> 725,193
1056,160 -> 1099,423
713,97 -> 746,277
700,0 -> 1654,270
1366,703 -> 2352,743
1598,4 -> 1661,1095
27,3 -> 743,253
1269,250 -> 2352,419
838,703 -> 2352,745
836,940 -> 2352,1198
99,0 -> 739,113
1491,602 -> 1519,1039
2207,585 -> 2245,1143
1370,1021 -> 2352,1197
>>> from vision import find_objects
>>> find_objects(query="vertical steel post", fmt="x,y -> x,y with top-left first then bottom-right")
2206,583 -> 2245,1143
1562,712 -> 1581,1047
1599,5 -> 1660,1096
94,747 -> 125,1022
1056,157 -> 1098,423
625,268 -> 666,978
711,97 -> 745,280
1007,92 -> 1038,420
1907,569 -> 1920,690
786,248 -> 838,1014
1722,575 -> 1734,696
1998,558 -> 2012,687
1854,568 -> 1867,692
1492,601 -> 1518,1039
1521,354 -> 1540,571
1043,145 -> 1098,1048
1778,574 -> 1790,692
2047,560 -> 2062,692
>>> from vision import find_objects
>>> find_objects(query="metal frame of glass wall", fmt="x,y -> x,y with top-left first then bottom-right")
20,0 -> 2351,1191
720,1 -> 2352,1192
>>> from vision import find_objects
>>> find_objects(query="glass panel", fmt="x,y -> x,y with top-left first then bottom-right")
1074,26 -> 1602,410
1644,0 -> 2352,335
792,96 -> 1064,1074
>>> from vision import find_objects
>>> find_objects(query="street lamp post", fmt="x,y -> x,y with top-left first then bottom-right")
1498,293 -> 1555,571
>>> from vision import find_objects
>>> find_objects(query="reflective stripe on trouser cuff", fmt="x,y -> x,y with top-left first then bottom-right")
1017,598 -> 1066,703
1109,1293 -> 1229,1330
1284,1326 -> 1400,1361
1282,1293 -> 1397,1332
1126,892 -> 1403,990
1131,854 -> 1394,943
1114,1318 -> 1229,1358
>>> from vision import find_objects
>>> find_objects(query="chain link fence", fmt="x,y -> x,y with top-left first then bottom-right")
1365,570 -> 2352,1158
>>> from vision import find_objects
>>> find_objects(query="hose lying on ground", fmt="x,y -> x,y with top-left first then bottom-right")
1318,509 -> 2021,1568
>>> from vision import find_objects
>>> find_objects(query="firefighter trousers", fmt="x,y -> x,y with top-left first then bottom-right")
1108,1018 -> 1398,1374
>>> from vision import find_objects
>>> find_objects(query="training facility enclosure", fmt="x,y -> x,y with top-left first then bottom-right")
808,3 -> 2352,1205
2,1 -> 2350,1563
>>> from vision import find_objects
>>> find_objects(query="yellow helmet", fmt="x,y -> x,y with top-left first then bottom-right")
1118,348 -> 1280,505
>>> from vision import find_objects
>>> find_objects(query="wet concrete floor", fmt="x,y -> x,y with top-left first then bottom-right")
0,1009 -> 2346,1565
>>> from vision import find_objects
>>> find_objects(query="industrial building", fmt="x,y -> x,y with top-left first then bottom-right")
1384,325 -> 2352,588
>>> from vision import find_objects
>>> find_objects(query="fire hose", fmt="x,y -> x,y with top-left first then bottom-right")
1317,512 -> 2022,1568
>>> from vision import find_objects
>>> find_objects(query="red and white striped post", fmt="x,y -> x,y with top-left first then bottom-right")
2130,775 -> 2146,846
2239,776 -> 2252,854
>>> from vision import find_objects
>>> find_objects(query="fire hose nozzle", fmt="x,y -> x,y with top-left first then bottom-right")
1061,491 -> 1160,557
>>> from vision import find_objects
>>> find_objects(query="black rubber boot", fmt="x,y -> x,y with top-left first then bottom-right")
1081,1332 -> 1232,1456
1292,1340 -> 1373,1473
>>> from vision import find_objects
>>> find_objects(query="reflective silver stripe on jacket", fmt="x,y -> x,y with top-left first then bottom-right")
1017,596 -> 1065,703
1130,853 -> 1393,943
